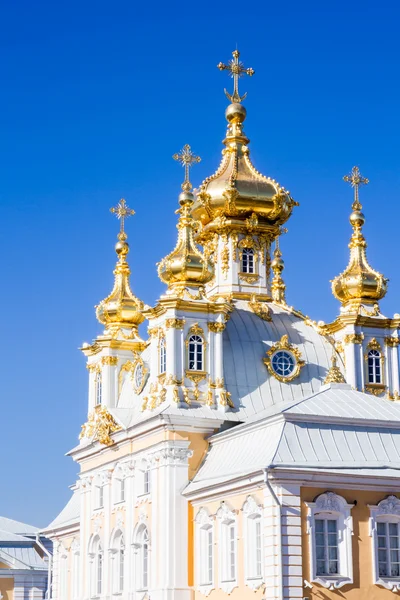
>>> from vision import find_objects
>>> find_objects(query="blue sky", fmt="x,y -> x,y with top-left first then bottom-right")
1,0 -> 400,526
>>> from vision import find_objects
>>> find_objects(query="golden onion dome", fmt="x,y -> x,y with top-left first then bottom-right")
96,199 -> 145,335
158,145 -> 214,293
331,167 -> 388,310
191,51 -> 298,231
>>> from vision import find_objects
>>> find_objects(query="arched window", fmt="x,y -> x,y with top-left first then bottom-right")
195,508 -> 214,595
241,248 -> 255,274
243,496 -> 263,588
111,531 -> 125,594
95,371 -> 102,406
159,337 -> 166,374
368,349 -> 382,384
188,335 -> 204,371
216,503 -> 237,593
89,536 -> 103,598
134,525 -> 150,591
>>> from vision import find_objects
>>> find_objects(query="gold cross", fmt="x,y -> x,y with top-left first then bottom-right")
217,49 -> 255,103
343,166 -> 369,210
173,144 -> 201,191
110,199 -> 135,239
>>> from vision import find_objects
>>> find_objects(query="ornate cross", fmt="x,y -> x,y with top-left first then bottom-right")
173,144 -> 201,191
217,49 -> 255,103
343,166 -> 369,210
110,198 -> 135,238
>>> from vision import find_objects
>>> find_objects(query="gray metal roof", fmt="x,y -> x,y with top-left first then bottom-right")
0,516 -> 39,536
0,546 -> 47,570
185,384 -> 400,495
44,490 -> 80,531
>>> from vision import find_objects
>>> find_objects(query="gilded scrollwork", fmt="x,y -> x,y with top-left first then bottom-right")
165,318 -> 185,329
79,406 -> 121,446
263,334 -> 305,383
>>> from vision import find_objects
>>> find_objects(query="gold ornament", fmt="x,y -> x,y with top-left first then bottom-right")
324,353 -> 346,385
101,356 -> 119,366
263,335 -> 305,383
165,318 -> 185,329
249,296 -> 272,321
158,146 -> 214,291
332,167 -> 387,310
79,406 -> 121,446
386,336 -> 400,347
96,199 -> 144,336
208,322 -> 226,333
343,333 -> 364,345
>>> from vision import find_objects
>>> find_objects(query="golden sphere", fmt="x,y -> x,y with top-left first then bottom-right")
225,103 -> 247,123
349,210 -> 365,228
115,240 -> 129,255
271,256 -> 284,270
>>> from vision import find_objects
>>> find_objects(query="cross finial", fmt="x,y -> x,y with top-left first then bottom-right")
110,199 -> 135,240
217,49 -> 255,103
343,166 -> 369,210
173,144 -> 201,191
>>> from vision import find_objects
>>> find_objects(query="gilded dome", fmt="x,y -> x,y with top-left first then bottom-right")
96,200 -> 144,335
331,167 -> 387,310
158,146 -> 214,294
191,101 -> 297,230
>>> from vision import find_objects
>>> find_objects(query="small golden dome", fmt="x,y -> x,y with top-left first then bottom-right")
158,146 -> 214,293
96,199 -> 144,335
331,167 -> 388,310
191,50 -> 297,234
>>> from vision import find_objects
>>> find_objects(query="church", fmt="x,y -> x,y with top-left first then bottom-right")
42,50 -> 400,600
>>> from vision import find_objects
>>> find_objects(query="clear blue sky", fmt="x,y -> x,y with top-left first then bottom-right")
1,0 -> 400,526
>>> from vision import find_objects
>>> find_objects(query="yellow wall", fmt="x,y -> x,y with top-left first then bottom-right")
301,487 -> 399,600
0,578 -> 14,600
193,492 -> 264,600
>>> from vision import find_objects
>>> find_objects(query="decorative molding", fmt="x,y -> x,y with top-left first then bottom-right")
79,406 -> 121,446
343,333 -> 364,344
386,336 -> 400,347
132,356 -> 149,395
373,495 -> 400,517
242,495 -> 262,515
263,334 -> 305,382
248,296 -> 272,321
207,321 -> 226,333
165,318 -> 185,329
101,356 -> 119,366
238,272 -> 260,284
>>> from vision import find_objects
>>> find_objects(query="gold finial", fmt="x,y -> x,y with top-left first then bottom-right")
173,144 -> 201,192
217,49 -> 255,103
331,167 -> 387,311
271,228 -> 287,304
324,351 -> 346,385
343,166 -> 369,211
110,199 -> 135,240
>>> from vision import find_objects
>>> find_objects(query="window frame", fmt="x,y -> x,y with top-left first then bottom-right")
216,503 -> 238,594
195,508 -> 215,596
159,336 -> 167,375
95,370 -> 102,406
241,247 -> 255,274
133,524 -> 150,592
369,495 -> 400,592
243,496 -> 264,590
367,349 -> 383,384
188,334 -> 204,372
305,491 -> 354,590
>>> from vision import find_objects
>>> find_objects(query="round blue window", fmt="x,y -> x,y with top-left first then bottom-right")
271,350 -> 296,378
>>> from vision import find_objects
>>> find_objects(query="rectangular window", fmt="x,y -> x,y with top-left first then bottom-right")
97,554 -> 103,595
255,519 -> 262,577
120,479 -> 125,502
143,543 -> 148,589
200,527 -> 213,585
97,486 -> 104,509
119,549 -> 124,591
144,469 -> 150,495
315,518 -> 339,576
377,521 -> 400,577
229,524 -> 236,581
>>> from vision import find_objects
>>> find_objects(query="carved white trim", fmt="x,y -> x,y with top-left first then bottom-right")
195,508 -> 215,596
242,495 -> 264,590
369,495 -> 400,590
216,502 -> 238,593
305,491 -> 354,590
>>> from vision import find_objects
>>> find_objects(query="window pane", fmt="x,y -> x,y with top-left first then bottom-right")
327,520 -> 337,533
316,560 -> 325,575
329,561 -> 338,574
391,564 -> 400,577
378,549 -> 388,562
389,523 -> 398,536
329,546 -> 338,560
315,520 -> 324,533
377,522 -> 386,535
379,562 -> 388,577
